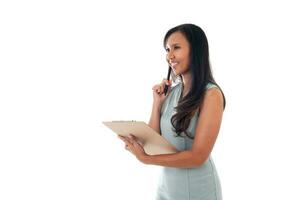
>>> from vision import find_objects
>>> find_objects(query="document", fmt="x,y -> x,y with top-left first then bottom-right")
102,120 -> 179,155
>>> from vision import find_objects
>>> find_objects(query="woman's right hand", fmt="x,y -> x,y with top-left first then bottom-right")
152,79 -> 172,107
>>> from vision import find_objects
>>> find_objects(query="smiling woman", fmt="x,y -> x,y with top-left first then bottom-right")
165,32 -> 191,80
118,23 -> 226,200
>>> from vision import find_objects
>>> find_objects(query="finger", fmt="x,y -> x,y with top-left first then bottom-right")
125,141 -> 133,149
118,135 -> 128,143
118,136 -> 126,142
152,85 -> 160,92
162,78 -> 170,86
153,84 -> 163,90
136,139 -> 143,146
123,136 -> 134,145
153,85 -> 161,93
153,82 -> 165,94
129,135 -> 141,145
127,137 -> 135,144
119,136 -> 132,146
152,85 -> 158,90
129,134 -> 136,140
153,79 -> 170,93
126,144 -> 134,153
155,84 -> 166,94
159,82 -> 165,91
157,88 -> 161,94
161,78 -> 170,87
160,79 -> 170,93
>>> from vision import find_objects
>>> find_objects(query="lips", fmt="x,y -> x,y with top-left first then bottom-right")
170,61 -> 179,68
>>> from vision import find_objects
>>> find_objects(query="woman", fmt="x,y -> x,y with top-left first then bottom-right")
119,23 -> 226,200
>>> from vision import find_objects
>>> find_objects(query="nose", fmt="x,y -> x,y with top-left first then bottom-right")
166,51 -> 175,62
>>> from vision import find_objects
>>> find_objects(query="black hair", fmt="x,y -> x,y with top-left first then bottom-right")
163,23 -> 226,139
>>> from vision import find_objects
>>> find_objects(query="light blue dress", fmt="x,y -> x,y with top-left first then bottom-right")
155,82 -> 222,200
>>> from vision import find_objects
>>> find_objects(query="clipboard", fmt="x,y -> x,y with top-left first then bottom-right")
102,120 -> 179,155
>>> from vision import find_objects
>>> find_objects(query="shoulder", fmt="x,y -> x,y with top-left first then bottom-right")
200,83 -> 224,111
205,85 -> 222,98
205,83 -> 222,96
204,88 -> 223,105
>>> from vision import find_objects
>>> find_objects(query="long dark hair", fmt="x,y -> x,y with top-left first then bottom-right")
163,23 -> 226,139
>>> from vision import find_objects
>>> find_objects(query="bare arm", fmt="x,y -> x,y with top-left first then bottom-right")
143,88 -> 224,168
148,79 -> 171,135
148,102 -> 162,135
143,150 -> 199,168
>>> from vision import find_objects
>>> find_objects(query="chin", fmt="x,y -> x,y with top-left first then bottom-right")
173,71 -> 179,76
173,69 -> 182,76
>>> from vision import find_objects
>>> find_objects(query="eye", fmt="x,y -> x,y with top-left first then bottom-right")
165,48 -> 170,52
174,46 -> 180,49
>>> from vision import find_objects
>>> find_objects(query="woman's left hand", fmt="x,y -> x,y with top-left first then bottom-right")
118,134 -> 148,163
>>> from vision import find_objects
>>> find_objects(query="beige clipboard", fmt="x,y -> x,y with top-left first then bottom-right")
102,120 -> 179,155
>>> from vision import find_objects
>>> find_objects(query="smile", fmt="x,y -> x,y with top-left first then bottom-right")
170,62 -> 179,68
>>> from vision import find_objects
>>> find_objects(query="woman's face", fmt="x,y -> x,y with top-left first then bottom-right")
165,31 -> 190,76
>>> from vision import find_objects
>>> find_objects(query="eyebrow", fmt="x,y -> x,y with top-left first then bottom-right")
165,43 -> 180,48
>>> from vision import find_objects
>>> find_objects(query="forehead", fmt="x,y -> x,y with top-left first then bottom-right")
165,32 -> 189,47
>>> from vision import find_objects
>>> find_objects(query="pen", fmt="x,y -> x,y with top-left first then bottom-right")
163,66 -> 172,96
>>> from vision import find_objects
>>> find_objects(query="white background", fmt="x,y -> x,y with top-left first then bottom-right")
1,0 -> 300,199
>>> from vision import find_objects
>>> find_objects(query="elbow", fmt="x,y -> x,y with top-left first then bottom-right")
192,158 -> 203,168
191,152 -> 208,168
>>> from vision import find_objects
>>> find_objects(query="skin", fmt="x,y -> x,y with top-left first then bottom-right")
118,31 -> 224,168
165,31 -> 192,97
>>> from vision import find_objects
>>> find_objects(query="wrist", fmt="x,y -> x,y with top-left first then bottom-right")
141,154 -> 151,165
152,102 -> 162,111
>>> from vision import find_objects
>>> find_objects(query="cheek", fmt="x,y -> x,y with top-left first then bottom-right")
181,54 -> 189,63
179,50 -> 188,60
182,57 -> 190,70
184,53 -> 190,64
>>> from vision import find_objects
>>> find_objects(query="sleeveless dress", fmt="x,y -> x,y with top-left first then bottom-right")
155,82 -> 222,200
